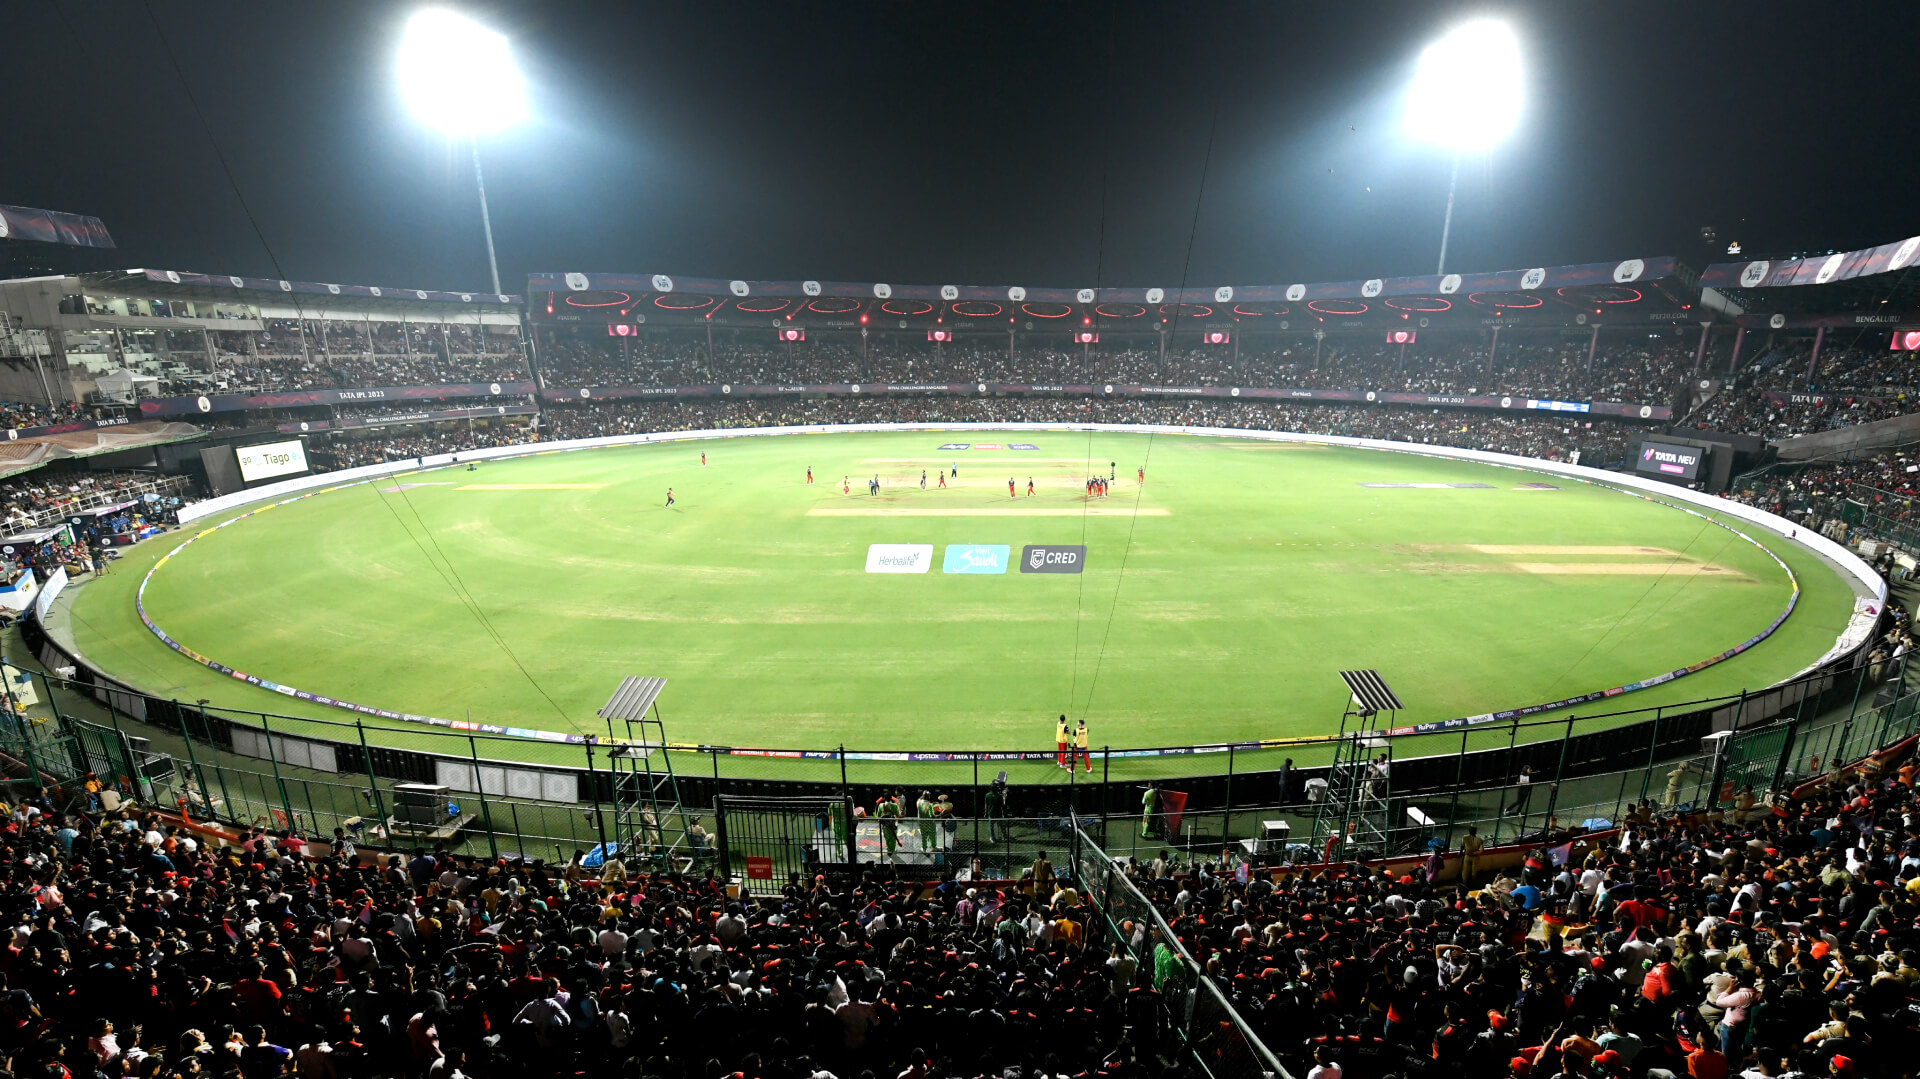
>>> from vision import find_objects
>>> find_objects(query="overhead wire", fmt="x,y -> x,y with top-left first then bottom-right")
1067,8 -> 1120,719
1079,84 -> 1226,718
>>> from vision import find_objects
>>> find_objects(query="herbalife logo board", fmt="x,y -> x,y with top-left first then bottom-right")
943,544 -> 1010,574
865,544 -> 933,573
1021,545 -> 1087,573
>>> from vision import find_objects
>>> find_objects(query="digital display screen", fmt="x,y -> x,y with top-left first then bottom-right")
1635,441 -> 1703,480
1891,330 -> 1920,352
236,439 -> 309,483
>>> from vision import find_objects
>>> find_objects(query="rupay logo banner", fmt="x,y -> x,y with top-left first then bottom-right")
942,544 -> 1010,574
865,544 -> 933,573
1020,545 -> 1087,573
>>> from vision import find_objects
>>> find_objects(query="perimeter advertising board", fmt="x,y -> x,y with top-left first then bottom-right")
236,439 -> 310,483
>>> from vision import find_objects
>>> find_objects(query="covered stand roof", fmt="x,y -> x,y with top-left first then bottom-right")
529,256 -> 1707,333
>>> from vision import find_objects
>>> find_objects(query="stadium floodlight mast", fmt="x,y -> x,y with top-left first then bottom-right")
1404,19 -> 1523,275
398,8 -> 529,296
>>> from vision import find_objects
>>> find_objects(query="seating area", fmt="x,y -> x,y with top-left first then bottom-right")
0,692 -> 1910,1079
531,335 -> 1697,405
534,396 -> 1637,465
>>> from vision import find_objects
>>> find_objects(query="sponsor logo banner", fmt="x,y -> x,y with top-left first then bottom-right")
937,443 -> 970,451
942,544 -> 1010,574
973,443 -> 1004,450
1636,441 -> 1703,480
1021,544 -> 1087,573
1009,443 -> 1039,450
865,543 -> 933,573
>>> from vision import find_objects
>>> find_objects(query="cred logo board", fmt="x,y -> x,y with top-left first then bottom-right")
1021,545 -> 1087,573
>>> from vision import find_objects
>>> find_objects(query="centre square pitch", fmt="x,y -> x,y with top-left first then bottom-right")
77,428 -> 1857,754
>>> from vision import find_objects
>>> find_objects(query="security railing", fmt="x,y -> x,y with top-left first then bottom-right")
1072,818 -> 1292,1079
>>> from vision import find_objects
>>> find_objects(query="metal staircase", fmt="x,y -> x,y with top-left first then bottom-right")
1312,731 -> 1391,860
598,678 -> 691,870
1309,670 -> 1403,863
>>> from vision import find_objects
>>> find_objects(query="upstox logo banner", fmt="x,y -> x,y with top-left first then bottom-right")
943,544 -> 1010,574
1021,544 -> 1087,573
865,543 -> 933,573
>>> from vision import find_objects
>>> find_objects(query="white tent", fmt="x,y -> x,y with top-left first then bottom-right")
95,367 -> 161,404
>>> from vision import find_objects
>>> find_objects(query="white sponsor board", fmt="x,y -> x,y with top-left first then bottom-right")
864,543 -> 933,573
235,439 -> 310,483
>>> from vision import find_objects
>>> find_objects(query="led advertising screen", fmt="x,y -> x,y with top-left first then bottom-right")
1635,441 -> 1703,480
235,439 -> 309,483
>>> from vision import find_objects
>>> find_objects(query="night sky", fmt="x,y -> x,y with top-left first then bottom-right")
6,2 -> 1917,294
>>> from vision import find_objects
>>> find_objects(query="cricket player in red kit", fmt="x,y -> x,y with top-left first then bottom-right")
1055,715 -> 1071,768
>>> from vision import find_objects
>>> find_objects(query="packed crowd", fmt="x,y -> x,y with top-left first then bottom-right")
316,423 -> 535,471
194,321 -> 530,393
0,397 -> 89,433
1684,346 -> 1919,439
532,334 -> 1694,406
5,691 -> 1919,1079
1123,731 -> 1920,1079
0,472 -> 188,533
539,397 -> 1637,465
1724,451 -> 1920,556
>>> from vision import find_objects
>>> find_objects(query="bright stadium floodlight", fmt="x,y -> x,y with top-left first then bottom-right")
398,8 -> 528,295
1405,19 -> 1523,274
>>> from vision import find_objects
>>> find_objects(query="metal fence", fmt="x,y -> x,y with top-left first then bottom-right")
11,605 -> 1907,874
1071,819 -> 1291,1079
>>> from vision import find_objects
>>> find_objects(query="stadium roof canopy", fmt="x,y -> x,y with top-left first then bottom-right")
94,269 -> 520,309
528,257 -> 1711,334
0,204 -> 114,249
1700,233 -> 1920,331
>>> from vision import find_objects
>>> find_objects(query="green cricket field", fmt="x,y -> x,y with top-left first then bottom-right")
65,430 -> 1856,764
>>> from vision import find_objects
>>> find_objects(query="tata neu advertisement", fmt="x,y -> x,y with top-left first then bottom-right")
1635,441 -> 1704,480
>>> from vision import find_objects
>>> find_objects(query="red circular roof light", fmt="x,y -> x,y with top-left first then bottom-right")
1021,303 -> 1072,319
654,294 -> 715,310
951,301 -> 1004,317
1094,303 -> 1145,318
734,297 -> 792,313
1383,296 -> 1452,312
564,291 -> 631,308
881,299 -> 935,316
1466,292 -> 1544,309
1555,286 -> 1643,304
806,297 -> 863,314
1157,303 -> 1214,318
1306,299 -> 1369,315
1231,303 -> 1289,317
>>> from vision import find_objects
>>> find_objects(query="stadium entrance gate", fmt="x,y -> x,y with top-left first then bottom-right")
712,794 -> 856,895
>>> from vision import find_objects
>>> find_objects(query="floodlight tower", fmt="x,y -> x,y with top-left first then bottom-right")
1404,20 -> 1523,275
398,8 -> 529,297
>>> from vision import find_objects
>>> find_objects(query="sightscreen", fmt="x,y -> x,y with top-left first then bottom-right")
235,439 -> 309,483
